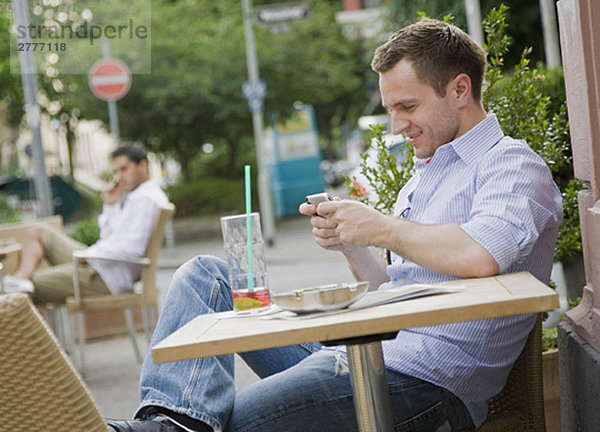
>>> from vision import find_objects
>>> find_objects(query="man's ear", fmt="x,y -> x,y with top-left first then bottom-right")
452,73 -> 472,107
139,159 -> 149,173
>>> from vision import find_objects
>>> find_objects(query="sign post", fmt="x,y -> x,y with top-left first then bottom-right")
88,46 -> 131,146
242,0 -> 276,245
12,0 -> 54,217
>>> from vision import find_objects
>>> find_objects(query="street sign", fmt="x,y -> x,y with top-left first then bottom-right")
242,80 -> 267,113
256,4 -> 309,24
88,59 -> 131,101
242,80 -> 266,100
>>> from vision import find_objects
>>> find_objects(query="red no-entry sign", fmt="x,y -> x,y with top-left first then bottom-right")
88,59 -> 131,101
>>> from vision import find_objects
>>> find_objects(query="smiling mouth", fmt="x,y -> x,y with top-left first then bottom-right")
407,131 -> 422,142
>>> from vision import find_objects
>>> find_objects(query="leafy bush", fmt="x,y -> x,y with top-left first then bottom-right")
542,327 -> 558,351
69,218 -> 100,246
0,193 -> 20,223
69,183 -> 103,222
542,296 -> 581,351
345,5 -> 580,261
166,177 -> 256,218
345,124 -> 413,214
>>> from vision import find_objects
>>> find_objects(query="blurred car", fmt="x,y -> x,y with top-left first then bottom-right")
320,159 -> 348,188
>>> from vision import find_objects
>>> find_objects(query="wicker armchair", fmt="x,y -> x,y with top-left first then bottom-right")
464,314 -> 545,432
0,293 -> 109,432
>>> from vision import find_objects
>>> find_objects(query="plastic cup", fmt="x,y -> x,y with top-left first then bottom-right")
220,213 -> 271,312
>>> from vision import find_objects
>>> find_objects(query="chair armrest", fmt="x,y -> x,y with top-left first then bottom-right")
73,250 -> 151,266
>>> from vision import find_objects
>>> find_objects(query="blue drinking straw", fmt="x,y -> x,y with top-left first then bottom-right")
244,165 -> 255,292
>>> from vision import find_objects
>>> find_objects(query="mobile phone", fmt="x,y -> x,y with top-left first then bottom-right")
305,192 -> 333,206
108,178 -> 120,190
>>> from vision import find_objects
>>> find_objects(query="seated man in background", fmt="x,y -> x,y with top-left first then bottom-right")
2,145 -> 169,303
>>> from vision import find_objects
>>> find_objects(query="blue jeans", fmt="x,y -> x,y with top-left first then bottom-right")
138,256 -> 474,432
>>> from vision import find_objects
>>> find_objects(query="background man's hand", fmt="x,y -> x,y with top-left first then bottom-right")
102,181 -> 122,205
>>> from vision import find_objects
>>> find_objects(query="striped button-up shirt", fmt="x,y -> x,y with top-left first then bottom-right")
379,114 -> 562,427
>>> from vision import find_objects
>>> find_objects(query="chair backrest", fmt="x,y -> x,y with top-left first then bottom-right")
139,204 -> 175,306
473,313 -> 545,432
0,293 -> 109,432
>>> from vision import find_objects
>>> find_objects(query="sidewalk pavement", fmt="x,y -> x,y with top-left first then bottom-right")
86,216 -> 355,420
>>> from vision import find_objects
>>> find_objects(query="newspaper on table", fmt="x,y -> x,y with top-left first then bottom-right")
263,284 -> 465,320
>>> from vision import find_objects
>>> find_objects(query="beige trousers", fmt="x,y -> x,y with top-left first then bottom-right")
31,225 -> 110,304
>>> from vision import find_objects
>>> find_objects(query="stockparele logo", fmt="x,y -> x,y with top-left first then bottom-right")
16,19 -> 148,45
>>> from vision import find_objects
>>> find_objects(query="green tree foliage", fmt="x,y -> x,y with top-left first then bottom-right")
51,0 -> 365,180
542,327 -> 558,351
0,193 -> 20,223
0,1 -> 24,125
385,0 -> 546,67
166,177 -> 251,217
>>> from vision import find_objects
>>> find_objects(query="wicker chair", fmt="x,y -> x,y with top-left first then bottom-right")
0,293 -> 109,432
464,314 -> 545,432
66,204 -> 175,375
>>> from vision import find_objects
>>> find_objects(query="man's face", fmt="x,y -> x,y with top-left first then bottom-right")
112,155 -> 147,192
380,59 -> 461,159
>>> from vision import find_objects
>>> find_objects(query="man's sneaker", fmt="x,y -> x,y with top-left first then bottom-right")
2,275 -> 34,294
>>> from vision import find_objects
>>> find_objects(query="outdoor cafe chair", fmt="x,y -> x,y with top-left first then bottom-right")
0,292 -> 109,432
66,204 -> 175,375
464,313 -> 546,432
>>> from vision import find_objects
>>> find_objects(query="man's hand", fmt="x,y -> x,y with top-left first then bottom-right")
299,199 -> 345,251
299,198 -> 391,287
102,181 -> 122,205
299,199 -> 388,251
318,200 -> 389,248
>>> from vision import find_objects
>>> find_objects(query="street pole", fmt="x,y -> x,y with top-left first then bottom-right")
102,38 -> 120,146
12,0 -> 53,217
242,0 -> 276,245
464,0 -> 484,46
539,0 -> 561,67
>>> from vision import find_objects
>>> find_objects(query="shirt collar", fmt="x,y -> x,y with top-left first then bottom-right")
445,113 -> 504,165
413,156 -> 430,177
123,179 -> 152,201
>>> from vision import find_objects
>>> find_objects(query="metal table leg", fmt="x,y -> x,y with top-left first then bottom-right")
322,332 -> 396,432
346,341 -> 394,432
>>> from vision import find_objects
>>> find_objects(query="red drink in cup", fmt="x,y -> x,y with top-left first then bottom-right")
232,287 -> 271,311
221,213 -> 271,313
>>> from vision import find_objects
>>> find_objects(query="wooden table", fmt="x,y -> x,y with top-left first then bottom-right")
153,272 -> 559,431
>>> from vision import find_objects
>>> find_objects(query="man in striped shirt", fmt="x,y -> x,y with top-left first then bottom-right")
303,18 -> 562,429
109,19 -> 561,432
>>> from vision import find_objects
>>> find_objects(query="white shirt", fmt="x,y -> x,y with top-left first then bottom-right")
82,180 -> 169,294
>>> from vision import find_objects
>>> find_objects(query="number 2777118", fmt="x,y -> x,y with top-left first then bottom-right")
17,42 -> 66,51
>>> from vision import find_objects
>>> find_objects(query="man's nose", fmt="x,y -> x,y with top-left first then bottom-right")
391,113 -> 409,135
